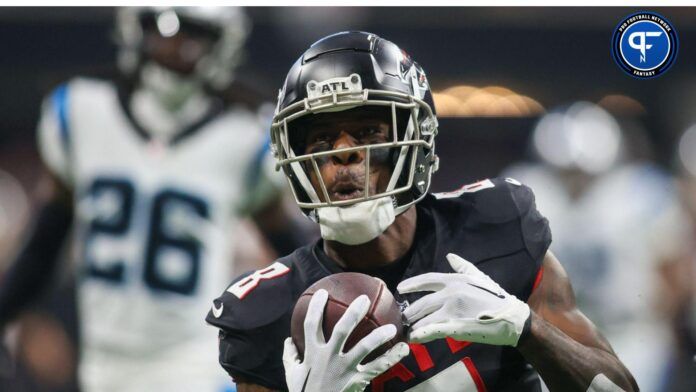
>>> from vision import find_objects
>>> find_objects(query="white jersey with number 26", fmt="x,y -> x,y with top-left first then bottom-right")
37,77 -> 277,391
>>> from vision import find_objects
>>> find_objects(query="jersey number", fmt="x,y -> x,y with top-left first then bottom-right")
372,340 -> 485,392
227,262 -> 290,299
83,177 -> 209,295
433,179 -> 496,199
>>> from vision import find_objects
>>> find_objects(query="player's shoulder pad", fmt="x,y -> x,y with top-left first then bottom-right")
43,77 -> 116,115
433,177 -> 536,224
206,254 -> 299,331
434,177 -> 551,262
47,77 -> 113,97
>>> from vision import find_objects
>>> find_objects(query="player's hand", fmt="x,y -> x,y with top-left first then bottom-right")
397,253 -> 530,347
282,289 -> 410,392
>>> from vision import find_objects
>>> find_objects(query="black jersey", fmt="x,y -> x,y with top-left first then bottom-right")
206,178 -> 551,391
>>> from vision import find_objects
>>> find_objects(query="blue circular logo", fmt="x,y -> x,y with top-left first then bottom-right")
612,12 -> 678,78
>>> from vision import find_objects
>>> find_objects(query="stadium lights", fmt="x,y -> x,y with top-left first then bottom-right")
432,84 -> 544,117
597,94 -> 647,116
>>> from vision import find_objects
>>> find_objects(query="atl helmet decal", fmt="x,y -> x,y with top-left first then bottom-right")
611,11 -> 678,79
306,74 -> 363,99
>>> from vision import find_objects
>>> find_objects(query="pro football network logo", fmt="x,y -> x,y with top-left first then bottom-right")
611,12 -> 678,78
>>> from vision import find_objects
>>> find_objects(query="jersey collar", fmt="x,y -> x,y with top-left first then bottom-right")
116,83 -> 224,146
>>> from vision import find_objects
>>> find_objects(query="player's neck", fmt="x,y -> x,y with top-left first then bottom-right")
323,206 -> 417,271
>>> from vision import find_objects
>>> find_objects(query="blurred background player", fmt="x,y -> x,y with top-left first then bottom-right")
660,126 -> 696,392
0,7 -> 306,392
503,102 -> 687,390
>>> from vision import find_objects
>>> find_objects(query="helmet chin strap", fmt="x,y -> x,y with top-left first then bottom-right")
317,196 -> 396,245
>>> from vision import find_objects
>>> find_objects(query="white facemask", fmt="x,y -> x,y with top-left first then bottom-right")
316,196 -> 396,245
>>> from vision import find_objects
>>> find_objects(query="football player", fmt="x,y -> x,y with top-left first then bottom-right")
206,31 -> 638,391
0,7 -> 303,392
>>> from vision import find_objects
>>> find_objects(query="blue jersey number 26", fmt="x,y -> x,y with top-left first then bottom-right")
83,177 -> 210,296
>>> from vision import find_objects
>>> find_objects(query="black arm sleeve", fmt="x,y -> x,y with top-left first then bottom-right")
511,182 -> 552,266
0,197 -> 73,327
206,259 -> 299,391
218,327 -> 288,391
509,181 -> 552,300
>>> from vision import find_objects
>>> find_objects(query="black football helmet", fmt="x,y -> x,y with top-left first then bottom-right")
270,31 -> 439,218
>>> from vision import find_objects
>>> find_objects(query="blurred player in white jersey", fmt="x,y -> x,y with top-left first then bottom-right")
0,7 -> 305,392
660,126 -> 696,392
503,102 -> 686,391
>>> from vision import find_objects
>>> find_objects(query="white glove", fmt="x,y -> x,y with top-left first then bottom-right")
397,253 -> 531,347
283,289 -> 410,392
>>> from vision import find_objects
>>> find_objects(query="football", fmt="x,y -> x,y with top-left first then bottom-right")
291,272 -> 406,363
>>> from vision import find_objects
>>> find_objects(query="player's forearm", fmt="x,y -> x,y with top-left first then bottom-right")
0,198 -> 73,327
517,311 -> 637,392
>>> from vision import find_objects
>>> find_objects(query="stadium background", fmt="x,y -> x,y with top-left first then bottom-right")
1,6 -> 695,391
